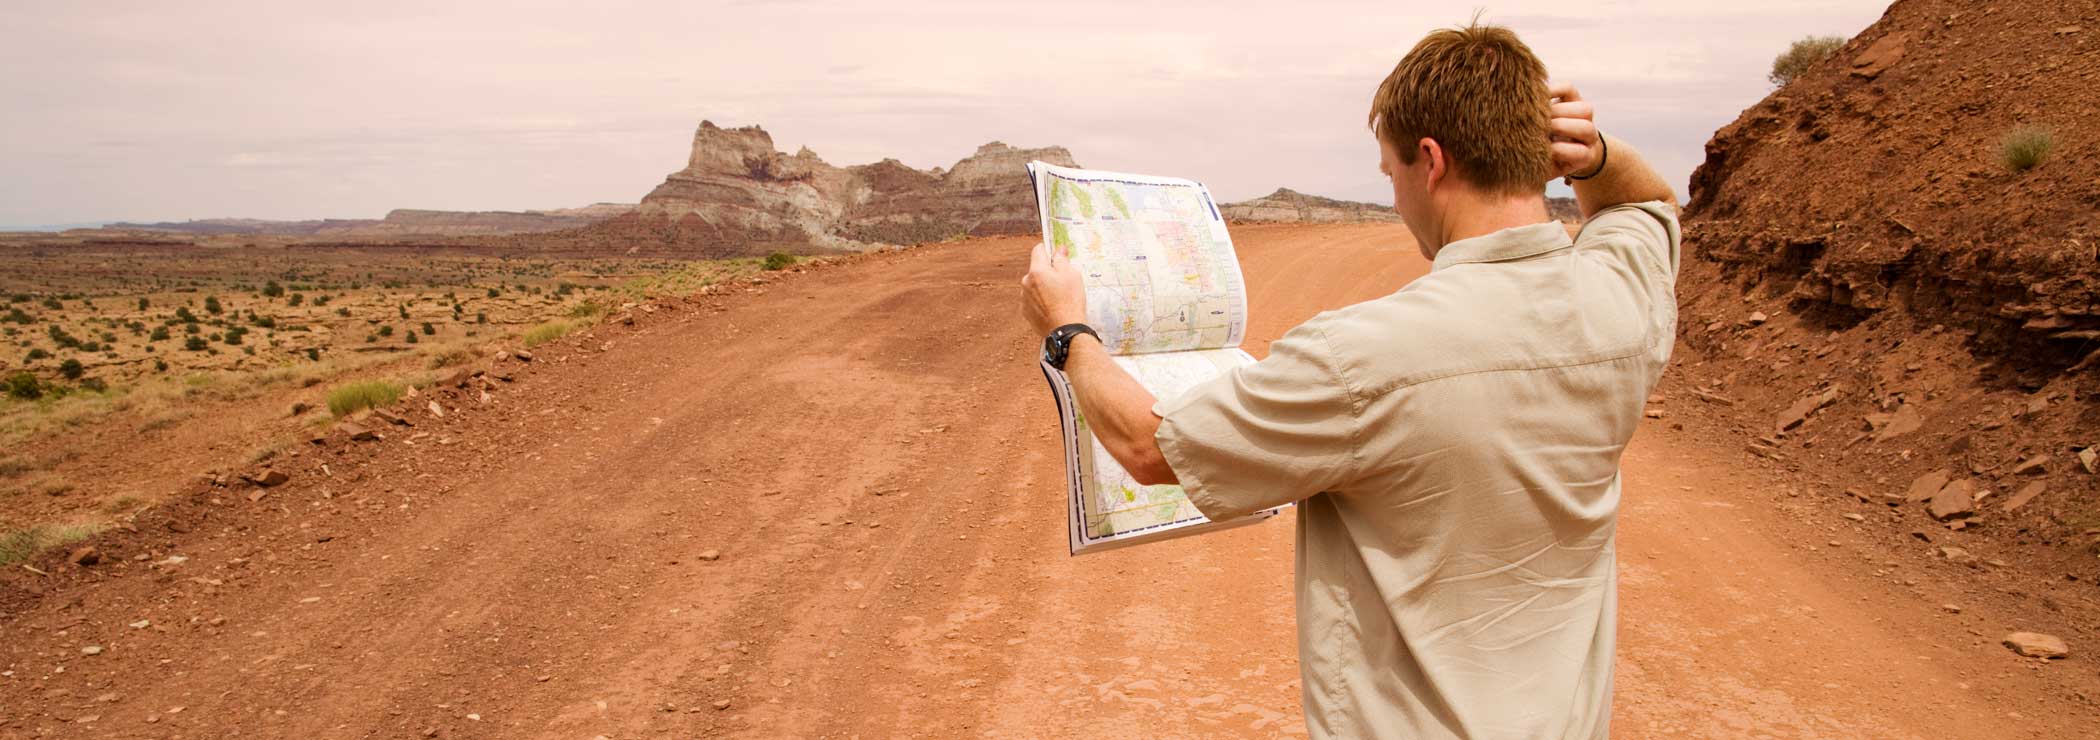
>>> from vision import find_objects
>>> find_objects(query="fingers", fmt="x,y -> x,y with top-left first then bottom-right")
1550,141 -> 1592,176
1029,241 -> 1050,271
1547,81 -> 1581,103
1550,99 -> 1593,122
1549,116 -> 1598,144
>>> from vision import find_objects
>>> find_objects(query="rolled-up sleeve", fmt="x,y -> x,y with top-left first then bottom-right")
1151,320 -> 1361,521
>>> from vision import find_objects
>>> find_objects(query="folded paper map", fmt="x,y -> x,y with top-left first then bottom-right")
1027,162 -> 1284,555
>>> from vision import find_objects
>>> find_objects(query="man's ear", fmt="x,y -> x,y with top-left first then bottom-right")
1417,137 -> 1446,193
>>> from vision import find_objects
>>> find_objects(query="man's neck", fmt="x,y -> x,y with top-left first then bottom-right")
1432,193 -> 1550,255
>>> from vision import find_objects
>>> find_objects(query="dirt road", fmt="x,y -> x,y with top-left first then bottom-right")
3,224 -> 2094,738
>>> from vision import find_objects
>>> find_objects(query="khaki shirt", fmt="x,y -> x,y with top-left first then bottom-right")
1154,202 -> 1680,739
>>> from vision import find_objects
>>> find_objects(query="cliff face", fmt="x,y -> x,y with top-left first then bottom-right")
1680,0 -> 2099,370
618,122 -> 1078,256
1663,0 -> 2100,564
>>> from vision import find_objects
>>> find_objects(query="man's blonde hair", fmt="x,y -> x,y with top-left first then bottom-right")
1369,22 -> 1554,195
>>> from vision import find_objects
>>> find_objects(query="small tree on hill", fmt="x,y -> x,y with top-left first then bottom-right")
1770,35 -> 1846,87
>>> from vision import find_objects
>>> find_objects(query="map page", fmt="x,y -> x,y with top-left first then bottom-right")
1027,163 -> 1247,356
1028,162 -> 1283,554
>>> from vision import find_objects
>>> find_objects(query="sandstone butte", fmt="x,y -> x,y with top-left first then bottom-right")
615,120 -> 1080,253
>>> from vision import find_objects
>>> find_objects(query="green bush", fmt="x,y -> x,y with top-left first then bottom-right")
262,280 -> 284,298
522,320 -> 574,348
326,379 -> 405,417
762,252 -> 797,271
1770,35 -> 1846,87
184,336 -> 208,351
204,295 -> 222,314
2001,126 -> 2053,172
3,371 -> 42,400
58,359 -> 83,380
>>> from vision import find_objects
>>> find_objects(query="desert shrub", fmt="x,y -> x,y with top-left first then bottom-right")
0,523 -> 104,566
46,325 -> 80,349
58,359 -> 83,380
204,295 -> 222,314
3,308 -> 29,324
475,312 -> 487,324
1770,35 -> 1846,87
2001,127 -> 2053,172
522,320 -> 574,348
326,379 -> 405,417
288,293 -> 303,307
306,348 -> 320,361
25,348 -> 49,361
565,300 -> 605,320
149,326 -> 169,341
175,306 -> 198,323
183,336 -> 208,351
405,331 -> 419,344
378,325 -> 394,337
486,287 -> 500,298
40,297 -> 62,310
4,372 -> 42,400
426,347 -> 477,369
420,322 -> 435,335
137,297 -> 149,311
763,252 -> 797,271
154,359 -> 168,372
262,280 -> 284,298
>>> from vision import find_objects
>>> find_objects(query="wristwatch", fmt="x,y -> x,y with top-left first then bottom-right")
1042,323 -> 1099,370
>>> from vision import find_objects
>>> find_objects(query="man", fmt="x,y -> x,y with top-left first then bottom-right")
1020,22 -> 1678,740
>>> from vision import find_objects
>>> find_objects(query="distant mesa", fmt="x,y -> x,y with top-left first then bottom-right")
1220,188 -> 1402,224
578,121 -> 1079,257
1218,189 -> 1577,225
93,204 -> 635,239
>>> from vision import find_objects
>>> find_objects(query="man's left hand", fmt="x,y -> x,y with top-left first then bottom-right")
1020,241 -> 1086,337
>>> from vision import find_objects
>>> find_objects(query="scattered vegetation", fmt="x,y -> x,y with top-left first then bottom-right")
522,320 -> 575,348
0,522 -> 103,566
4,371 -> 43,400
1770,35 -> 1846,87
763,252 -> 797,271
325,379 -> 406,417
2001,126 -> 2054,172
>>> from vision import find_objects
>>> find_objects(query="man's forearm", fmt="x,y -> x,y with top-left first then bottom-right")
1063,335 -> 1179,485
1572,133 -> 1676,218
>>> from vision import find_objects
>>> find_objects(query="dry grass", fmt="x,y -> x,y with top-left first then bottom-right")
326,379 -> 405,417
522,320 -> 576,348
2,473 -> 74,499
2001,127 -> 2053,172
0,522 -> 102,566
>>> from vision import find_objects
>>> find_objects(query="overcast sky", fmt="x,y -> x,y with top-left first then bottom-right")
0,0 -> 1892,227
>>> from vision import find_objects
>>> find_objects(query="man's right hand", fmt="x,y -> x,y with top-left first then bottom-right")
1547,82 -> 1603,180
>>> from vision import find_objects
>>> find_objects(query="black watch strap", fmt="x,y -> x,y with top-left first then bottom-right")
1043,323 -> 1099,370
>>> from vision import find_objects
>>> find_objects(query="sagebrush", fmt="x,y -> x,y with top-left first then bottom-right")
1770,35 -> 1846,87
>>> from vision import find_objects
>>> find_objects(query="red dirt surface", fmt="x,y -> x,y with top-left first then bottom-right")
1676,0 -> 2100,599
4,225 -> 2099,738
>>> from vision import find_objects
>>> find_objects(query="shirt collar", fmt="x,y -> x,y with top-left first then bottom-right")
1429,221 -> 1572,272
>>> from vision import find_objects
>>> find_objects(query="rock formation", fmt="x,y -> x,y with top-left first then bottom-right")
606,121 -> 1078,256
1219,189 -> 1401,224
1679,0 -> 2098,369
